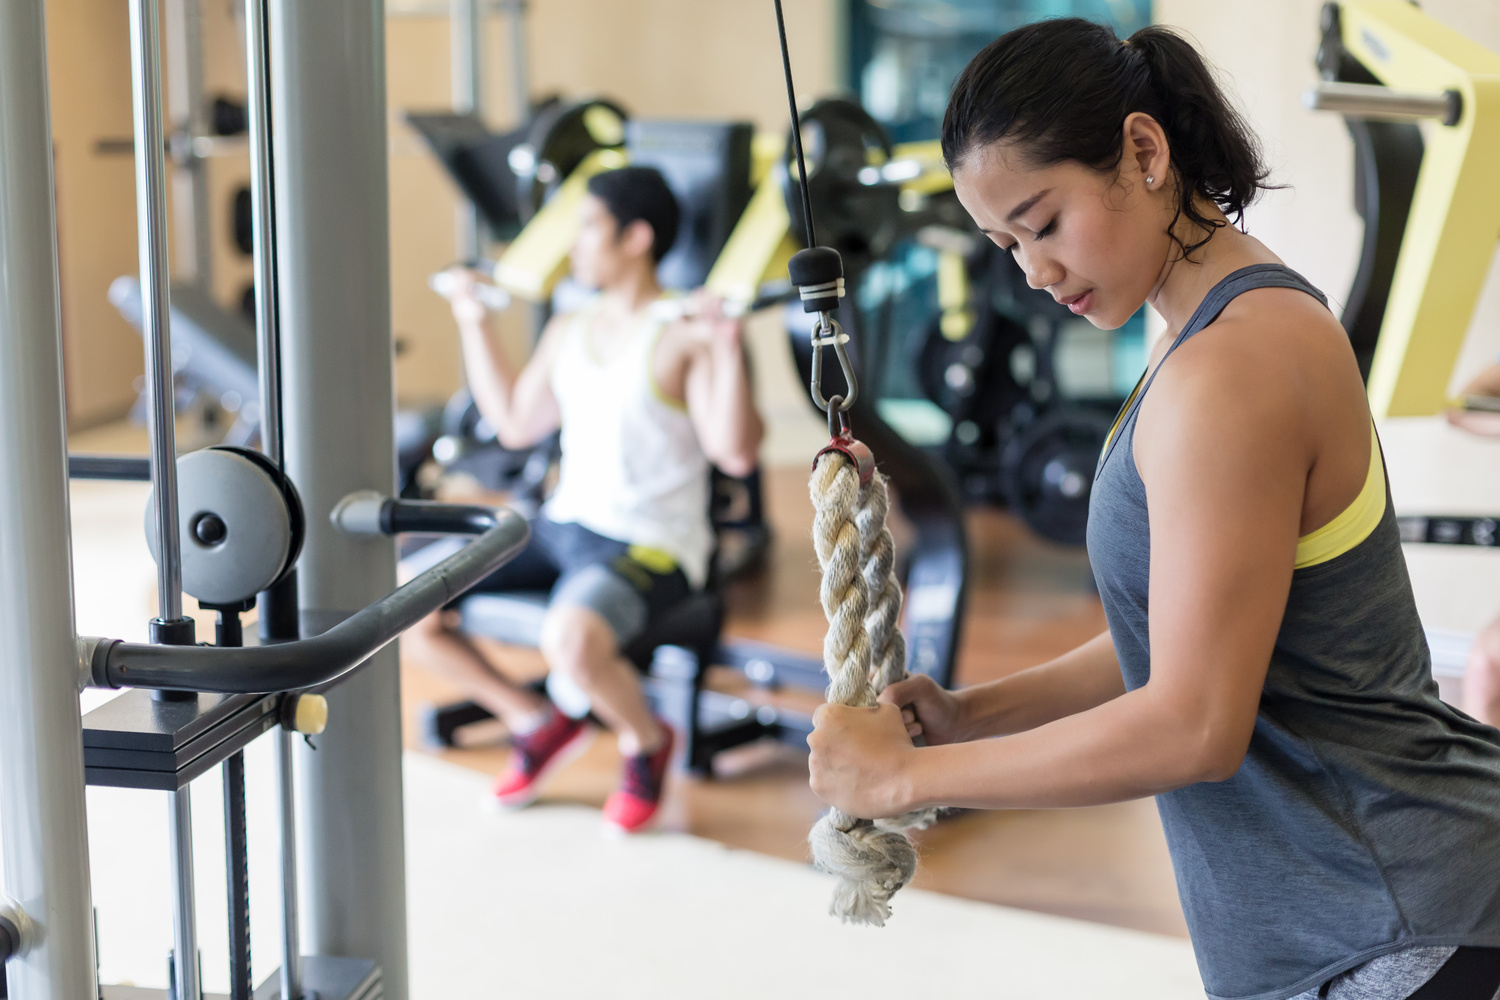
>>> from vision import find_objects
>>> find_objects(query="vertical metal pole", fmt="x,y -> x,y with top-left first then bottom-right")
164,0 -> 212,290
501,0 -> 529,124
132,1 -> 200,996
167,789 -> 201,1000
0,2 -> 99,996
246,0 -> 281,467
222,752 -> 252,1000
130,0 -> 186,626
450,0 -> 483,115
246,4 -> 302,996
269,0 -> 408,996
451,0 -> 483,260
274,732 -> 301,1000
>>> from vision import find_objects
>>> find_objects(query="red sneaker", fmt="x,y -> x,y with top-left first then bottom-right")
490,708 -> 595,810
602,725 -> 675,834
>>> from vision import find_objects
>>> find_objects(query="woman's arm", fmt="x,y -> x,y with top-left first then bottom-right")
882,631 -> 1123,745
809,315 -> 1308,818
450,272 -> 563,450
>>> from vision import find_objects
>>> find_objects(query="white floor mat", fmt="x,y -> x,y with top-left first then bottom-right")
403,753 -> 1202,999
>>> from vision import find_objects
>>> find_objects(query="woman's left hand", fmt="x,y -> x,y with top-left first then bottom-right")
807,702 -> 918,819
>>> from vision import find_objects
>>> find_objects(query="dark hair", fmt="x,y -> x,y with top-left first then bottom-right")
942,18 -> 1272,256
585,166 -> 681,263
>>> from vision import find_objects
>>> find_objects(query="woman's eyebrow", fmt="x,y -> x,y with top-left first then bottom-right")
1006,188 -> 1050,222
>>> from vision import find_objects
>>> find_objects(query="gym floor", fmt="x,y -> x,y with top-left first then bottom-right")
399,464 -> 1188,939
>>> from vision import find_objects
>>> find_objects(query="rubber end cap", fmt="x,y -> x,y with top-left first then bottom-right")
789,247 -> 845,315
291,693 -> 329,735
788,246 -> 843,287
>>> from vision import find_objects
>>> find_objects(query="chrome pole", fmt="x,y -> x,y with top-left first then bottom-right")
451,0 -> 483,260
246,0 -> 282,465
501,0 -> 528,124
132,0 -> 199,995
450,0 -> 483,115
129,0 -> 186,625
247,3 -> 301,996
167,789 -> 201,1000
1304,81 -> 1459,124
0,0 -> 99,995
164,0 -> 213,289
275,732 -> 301,1000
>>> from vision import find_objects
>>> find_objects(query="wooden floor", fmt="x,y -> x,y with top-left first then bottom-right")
401,465 -> 1188,938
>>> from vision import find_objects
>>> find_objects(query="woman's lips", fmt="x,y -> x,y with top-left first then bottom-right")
1061,290 -> 1094,315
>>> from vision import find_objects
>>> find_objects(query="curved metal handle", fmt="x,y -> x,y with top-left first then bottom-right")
1304,81 -> 1462,125
87,506 -> 528,693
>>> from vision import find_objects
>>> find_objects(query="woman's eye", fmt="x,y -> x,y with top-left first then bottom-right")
1034,219 -> 1057,240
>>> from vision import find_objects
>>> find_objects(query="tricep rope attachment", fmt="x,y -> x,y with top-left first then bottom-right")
808,446 -> 940,926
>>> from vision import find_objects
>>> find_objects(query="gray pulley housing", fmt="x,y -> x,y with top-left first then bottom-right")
145,447 -> 299,606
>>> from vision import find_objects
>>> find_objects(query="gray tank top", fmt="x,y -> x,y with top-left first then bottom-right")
1087,263 -> 1500,1000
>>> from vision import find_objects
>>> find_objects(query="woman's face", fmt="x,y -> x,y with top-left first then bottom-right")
951,135 -> 1173,330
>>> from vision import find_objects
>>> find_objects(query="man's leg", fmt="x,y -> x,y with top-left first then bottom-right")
405,609 -> 550,730
539,604 -> 665,756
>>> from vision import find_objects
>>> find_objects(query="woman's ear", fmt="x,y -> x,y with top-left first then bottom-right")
1121,111 -> 1171,192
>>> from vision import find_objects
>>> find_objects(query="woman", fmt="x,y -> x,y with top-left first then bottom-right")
806,18 -> 1500,1000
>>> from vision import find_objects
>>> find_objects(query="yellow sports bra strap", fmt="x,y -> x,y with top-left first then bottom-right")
1294,423 -> 1385,569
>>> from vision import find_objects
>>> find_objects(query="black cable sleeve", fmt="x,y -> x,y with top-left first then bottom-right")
773,0 -> 818,249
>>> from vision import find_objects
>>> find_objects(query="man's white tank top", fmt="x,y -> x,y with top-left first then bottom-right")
543,298 -> 714,588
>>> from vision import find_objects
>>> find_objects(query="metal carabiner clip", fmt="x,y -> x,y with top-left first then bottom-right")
808,313 -> 858,414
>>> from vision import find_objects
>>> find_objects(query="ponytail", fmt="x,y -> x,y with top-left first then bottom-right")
942,19 -> 1274,257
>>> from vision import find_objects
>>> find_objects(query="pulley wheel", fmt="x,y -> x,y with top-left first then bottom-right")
1000,407 -> 1114,547
781,98 -> 900,267
145,447 -> 304,606
915,303 -> 1030,431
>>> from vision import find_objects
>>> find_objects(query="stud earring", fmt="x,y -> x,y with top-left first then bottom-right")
1146,174 -> 1155,186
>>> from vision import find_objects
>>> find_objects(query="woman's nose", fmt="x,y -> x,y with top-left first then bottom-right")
1019,252 -> 1061,292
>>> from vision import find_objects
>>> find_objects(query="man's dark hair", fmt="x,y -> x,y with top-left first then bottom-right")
943,19 -> 1274,257
585,166 -> 681,263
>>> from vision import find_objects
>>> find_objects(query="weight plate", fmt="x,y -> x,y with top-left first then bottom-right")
144,448 -> 296,606
1000,406 -> 1114,547
916,303 -> 1030,431
519,98 -> 629,220
781,98 -> 900,267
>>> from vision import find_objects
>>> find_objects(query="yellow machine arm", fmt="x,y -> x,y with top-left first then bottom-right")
491,147 -> 628,302
704,134 -> 800,305
1335,1 -> 1500,417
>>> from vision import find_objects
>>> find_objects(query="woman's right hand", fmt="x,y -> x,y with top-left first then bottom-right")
877,674 -> 969,745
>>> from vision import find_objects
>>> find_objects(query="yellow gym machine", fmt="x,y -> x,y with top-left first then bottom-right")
1308,0 -> 1500,418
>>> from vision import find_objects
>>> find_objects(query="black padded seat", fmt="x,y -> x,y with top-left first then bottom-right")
432,587 -> 728,774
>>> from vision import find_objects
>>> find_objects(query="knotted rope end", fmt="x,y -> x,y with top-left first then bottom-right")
808,812 -> 918,928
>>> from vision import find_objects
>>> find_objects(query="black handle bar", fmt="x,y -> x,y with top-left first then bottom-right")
88,502 -> 527,693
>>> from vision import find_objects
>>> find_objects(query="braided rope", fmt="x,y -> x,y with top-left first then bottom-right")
807,452 -> 932,925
